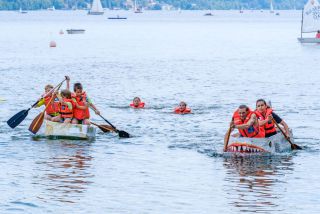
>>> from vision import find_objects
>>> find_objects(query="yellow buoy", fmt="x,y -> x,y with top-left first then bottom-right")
50,41 -> 57,47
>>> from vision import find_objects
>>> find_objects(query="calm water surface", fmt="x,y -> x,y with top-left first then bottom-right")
0,10 -> 320,213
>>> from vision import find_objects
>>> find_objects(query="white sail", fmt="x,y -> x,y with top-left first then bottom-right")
89,0 -> 104,14
302,0 -> 320,32
270,0 -> 274,13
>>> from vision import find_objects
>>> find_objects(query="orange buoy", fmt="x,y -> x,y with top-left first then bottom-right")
50,41 -> 56,47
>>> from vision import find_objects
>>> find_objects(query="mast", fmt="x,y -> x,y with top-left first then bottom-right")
300,8 -> 304,38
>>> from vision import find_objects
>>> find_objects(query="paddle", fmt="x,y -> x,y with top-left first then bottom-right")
98,114 -> 130,138
7,79 -> 66,129
272,118 -> 302,150
223,120 -> 233,152
28,81 -> 64,134
90,122 -> 114,133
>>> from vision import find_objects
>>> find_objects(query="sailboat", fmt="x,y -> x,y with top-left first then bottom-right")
298,0 -> 320,43
270,0 -> 274,13
88,0 -> 104,15
19,7 -> 28,13
134,0 -> 142,13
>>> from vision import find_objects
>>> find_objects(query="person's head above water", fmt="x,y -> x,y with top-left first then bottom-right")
179,101 -> 187,111
133,97 -> 141,107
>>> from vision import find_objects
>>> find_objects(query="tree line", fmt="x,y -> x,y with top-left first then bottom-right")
0,0 -> 306,10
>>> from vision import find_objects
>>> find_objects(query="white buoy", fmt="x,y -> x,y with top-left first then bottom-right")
50,41 -> 56,47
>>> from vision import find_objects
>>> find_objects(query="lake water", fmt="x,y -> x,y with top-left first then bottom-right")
0,10 -> 320,213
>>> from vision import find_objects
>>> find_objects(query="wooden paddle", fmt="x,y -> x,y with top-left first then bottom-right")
7,79 -> 66,129
272,118 -> 302,150
98,114 -> 130,138
223,120 -> 233,152
28,81 -> 64,134
90,122 -> 114,133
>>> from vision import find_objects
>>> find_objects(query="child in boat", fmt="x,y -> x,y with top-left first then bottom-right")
37,76 -> 70,121
71,82 -> 100,125
130,97 -> 145,108
52,89 -> 74,123
37,84 -> 60,121
174,101 -> 191,114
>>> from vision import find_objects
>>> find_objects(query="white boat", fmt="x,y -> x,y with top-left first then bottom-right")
298,0 -> 320,43
88,0 -> 104,15
19,8 -> 28,14
47,6 -> 55,11
37,120 -> 96,140
225,132 -> 292,154
66,29 -> 86,34
134,0 -> 143,13
270,0 -> 274,13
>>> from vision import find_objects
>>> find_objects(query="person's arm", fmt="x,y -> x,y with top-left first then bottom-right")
35,98 -> 45,108
65,76 -> 70,90
280,120 -> 290,138
234,114 -> 256,130
86,96 -> 100,115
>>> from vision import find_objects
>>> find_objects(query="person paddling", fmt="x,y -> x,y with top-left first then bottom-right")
36,76 -> 70,121
224,105 -> 264,145
255,99 -> 290,138
130,97 -> 145,108
51,89 -> 74,124
174,101 -> 191,114
71,82 -> 100,125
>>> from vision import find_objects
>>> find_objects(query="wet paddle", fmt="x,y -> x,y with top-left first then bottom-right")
7,79 -> 66,129
223,120 -> 233,152
98,115 -> 130,138
28,81 -> 64,134
90,122 -> 114,133
272,118 -> 302,150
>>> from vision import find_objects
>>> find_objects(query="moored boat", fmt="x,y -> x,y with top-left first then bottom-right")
225,131 -> 292,154
36,120 -> 96,140
66,29 -> 85,34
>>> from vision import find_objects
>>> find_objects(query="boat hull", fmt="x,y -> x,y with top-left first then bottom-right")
37,120 -> 96,140
66,29 -> 85,34
88,11 -> 104,15
297,38 -> 320,43
226,132 -> 292,154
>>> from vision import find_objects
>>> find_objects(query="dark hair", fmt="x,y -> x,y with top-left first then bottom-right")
133,97 -> 141,102
238,104 -> 249,111
74,82 -> 83,92
256,99 -> 266,107
61,89 -> 71,99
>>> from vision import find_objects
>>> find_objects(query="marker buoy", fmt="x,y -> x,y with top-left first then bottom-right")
50,41 -> 56,47
59,30 -> 64,34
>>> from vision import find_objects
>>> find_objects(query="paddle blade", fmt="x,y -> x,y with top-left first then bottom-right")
118,130 -> 130,138
28,112 -> 45,134
7,109 -> 30,129
98,125 -> 114,133
291,143 -> 302,150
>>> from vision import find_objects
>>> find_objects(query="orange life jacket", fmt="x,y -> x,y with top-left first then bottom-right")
43,95 -> 60,115
255,108 -> 277,136
72,92 -> 90,120
130,102 -> 145,109
174,107 -> 191,114
233,109 -> 264,138
59,98 -> 74,118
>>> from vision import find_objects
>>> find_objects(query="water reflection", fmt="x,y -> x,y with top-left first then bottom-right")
35,141 -> 94,204
223,155 -> 294,213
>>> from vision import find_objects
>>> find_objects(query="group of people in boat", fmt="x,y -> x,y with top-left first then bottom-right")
39,77 -> 193,126
224,99 -> 291,147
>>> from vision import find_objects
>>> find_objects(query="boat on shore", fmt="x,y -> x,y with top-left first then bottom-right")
225,131 -> 292,154
66,29 -> 85,34
297,0 -> 320,43
36,120 -> 96,140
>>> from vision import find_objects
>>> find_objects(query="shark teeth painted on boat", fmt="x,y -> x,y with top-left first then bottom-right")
226,142 -> 267,153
